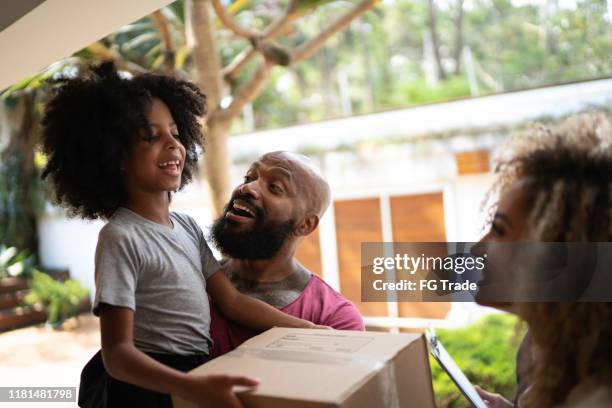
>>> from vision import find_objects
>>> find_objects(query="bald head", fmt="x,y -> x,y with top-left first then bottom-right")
258,151 -> 331,218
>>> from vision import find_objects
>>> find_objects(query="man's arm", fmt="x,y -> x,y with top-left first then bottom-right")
99,304 -> 257,407
207,271 -> 326,330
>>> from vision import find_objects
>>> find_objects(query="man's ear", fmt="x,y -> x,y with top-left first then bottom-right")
295,213 -> 319,237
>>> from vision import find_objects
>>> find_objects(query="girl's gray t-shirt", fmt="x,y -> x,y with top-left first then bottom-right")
93,207 -> 219,355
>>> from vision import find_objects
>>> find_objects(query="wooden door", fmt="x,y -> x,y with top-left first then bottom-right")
295,229 -> 322,276
334,198 -> 388,316
390,192 -> 450,318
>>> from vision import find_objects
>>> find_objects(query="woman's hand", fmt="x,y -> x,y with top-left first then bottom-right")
475,385 -> 514,408
181,374 -> 259,408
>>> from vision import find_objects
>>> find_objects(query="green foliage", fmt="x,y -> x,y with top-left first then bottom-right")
431,314 -> 526,408
297,0 -> 339,13
24,270 -> 89,329
397,76 -> 472,106
0,150 -> 45,253
233,0 -> 612,130
0,245 -> 36,279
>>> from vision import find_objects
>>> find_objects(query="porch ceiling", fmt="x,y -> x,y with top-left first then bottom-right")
0,0 -> 174,92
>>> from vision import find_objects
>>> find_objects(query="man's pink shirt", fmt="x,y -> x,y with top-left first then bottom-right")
209,275 -> 365,357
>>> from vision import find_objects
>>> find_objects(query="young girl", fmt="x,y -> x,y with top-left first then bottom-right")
41,62 -> 322,408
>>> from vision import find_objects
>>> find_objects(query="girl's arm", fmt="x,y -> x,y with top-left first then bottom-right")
206,271 -> 326,330
99,304 -> 258,407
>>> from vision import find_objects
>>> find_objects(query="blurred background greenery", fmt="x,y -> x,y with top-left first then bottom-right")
431,314 -> 527,407
208,0 -> 612,131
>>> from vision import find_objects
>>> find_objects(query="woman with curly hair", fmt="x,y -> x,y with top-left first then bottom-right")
474,113 -> 612,407
41,61 -> 321,408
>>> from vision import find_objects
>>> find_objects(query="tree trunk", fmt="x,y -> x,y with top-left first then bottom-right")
186,0 -> 230,216
186,0 -> 224,111
360,24 -> 376,111
427,0 -> 447,80
545,0 -> 557,54
202,117 -> 233,216
293,68 -> 309,122
319,48 -> 335,116
452,0 -> 464,75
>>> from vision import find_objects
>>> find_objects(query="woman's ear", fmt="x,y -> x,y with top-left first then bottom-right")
295,214 -> 319,237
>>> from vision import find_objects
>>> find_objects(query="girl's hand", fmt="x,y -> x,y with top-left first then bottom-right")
475,385 -> 514,408
182,374 -> 259,408
301,320 -> 333,330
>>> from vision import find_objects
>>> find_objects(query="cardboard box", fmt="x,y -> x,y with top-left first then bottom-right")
173,328 -> 436,408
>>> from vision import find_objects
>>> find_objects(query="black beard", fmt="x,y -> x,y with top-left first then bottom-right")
210,206 -> 296,260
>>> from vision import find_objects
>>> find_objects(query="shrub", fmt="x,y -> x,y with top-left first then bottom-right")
24,270 -> 89,329
431,314 -> 527,408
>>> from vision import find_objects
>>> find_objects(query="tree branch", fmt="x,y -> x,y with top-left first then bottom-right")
290,0 -> 376,65
217,0 -> 375,121
218,58 -> 273,121
152,10 -> 175,72
210,0 -> 260,39
222,48 -> 256,84
262,0 -> 299,38
221,0 -> 299,83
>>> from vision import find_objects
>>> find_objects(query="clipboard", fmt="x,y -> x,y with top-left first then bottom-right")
426,329 -> 488,408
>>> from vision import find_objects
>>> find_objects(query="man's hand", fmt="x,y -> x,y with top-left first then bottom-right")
182,374 -> 259,408
475,385 -> 513,408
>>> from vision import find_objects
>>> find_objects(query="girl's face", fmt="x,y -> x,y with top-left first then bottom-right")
123,98 -> 186,197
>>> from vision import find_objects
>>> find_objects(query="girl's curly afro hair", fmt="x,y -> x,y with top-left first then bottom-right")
41,61 -> 206,220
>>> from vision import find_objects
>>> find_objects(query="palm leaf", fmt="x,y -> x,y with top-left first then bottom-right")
161,6 -> 185,30
115,21 -> 155,35
121,32 -> 160,53
144,43 -> 162,60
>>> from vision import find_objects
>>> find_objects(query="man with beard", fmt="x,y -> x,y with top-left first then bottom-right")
209,151 -> 364,357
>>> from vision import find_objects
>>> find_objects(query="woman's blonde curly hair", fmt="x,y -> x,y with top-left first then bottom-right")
486,113 -> 612,407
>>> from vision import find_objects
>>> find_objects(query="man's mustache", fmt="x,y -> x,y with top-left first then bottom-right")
226,193 -> 265,218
